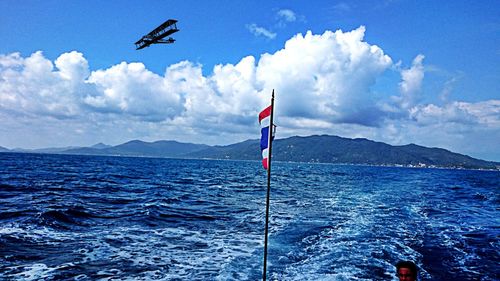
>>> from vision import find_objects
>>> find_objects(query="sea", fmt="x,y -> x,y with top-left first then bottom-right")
0,152 -> 498,281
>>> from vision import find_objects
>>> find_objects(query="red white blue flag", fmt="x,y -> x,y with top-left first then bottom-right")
259,105 -> 273,169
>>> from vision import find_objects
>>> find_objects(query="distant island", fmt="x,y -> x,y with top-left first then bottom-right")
1,135 -> 499,170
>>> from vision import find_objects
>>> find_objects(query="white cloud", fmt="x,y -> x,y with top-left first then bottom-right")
257,26 -> 392,126
0,51 -> 83,118
86,61 -> 184,121
246,24 -> 277,39
410,100 -> 500,127
277,9 -> 297,22
55,51 -> 89,82
380,100 -> 500,161
439,73 -> 463,102
397,54 -> 425,109
0,52 -> 24,68
0,27 -> 499,160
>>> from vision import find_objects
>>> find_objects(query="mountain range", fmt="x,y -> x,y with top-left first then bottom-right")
1,135 -> 498,170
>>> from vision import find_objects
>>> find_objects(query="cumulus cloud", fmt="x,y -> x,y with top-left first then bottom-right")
246,24 -> 277,39
0,26 -> 499,160
55,51 -> 89,82
3,26 -> 392,132
397,54 -> 425,109
257,26 -> 392,127
86,61 -> 184,121
0,51 -> 84,118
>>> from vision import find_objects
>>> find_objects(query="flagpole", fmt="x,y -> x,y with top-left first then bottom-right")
262,90 -> 275,281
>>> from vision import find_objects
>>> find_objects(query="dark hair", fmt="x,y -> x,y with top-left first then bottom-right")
396,260 -> 418,278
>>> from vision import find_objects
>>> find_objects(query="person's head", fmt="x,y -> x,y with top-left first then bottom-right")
396,260 -> 418,281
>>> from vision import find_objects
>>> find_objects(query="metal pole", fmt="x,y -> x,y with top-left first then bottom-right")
262,90 -> 275,281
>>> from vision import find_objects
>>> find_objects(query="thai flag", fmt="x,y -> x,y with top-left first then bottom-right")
259,105 -> 273,169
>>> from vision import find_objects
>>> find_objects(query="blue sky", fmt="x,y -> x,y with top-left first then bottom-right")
0,0 -> 499,161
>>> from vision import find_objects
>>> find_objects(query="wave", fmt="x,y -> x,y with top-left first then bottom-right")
1,154 -> 498,280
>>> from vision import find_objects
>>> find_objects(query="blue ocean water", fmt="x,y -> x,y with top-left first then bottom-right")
0,153 -> 498,281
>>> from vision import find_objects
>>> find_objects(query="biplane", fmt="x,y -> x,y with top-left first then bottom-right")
135,19 -> 179,50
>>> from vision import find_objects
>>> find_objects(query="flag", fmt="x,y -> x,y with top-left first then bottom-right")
259,105 -> 273,169
260,91 -> 274,281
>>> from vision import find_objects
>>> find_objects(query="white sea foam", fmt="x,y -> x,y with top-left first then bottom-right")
5,262 -> 76,281
66,224 -> 264,279
0,223 -> 74,245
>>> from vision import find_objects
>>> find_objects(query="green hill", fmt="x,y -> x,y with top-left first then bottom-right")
9,135 -> 498,170
64,140 -> 209,158
186,135 -> 499,169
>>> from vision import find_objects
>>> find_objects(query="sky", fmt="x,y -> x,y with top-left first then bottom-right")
0,0 -> 499,161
